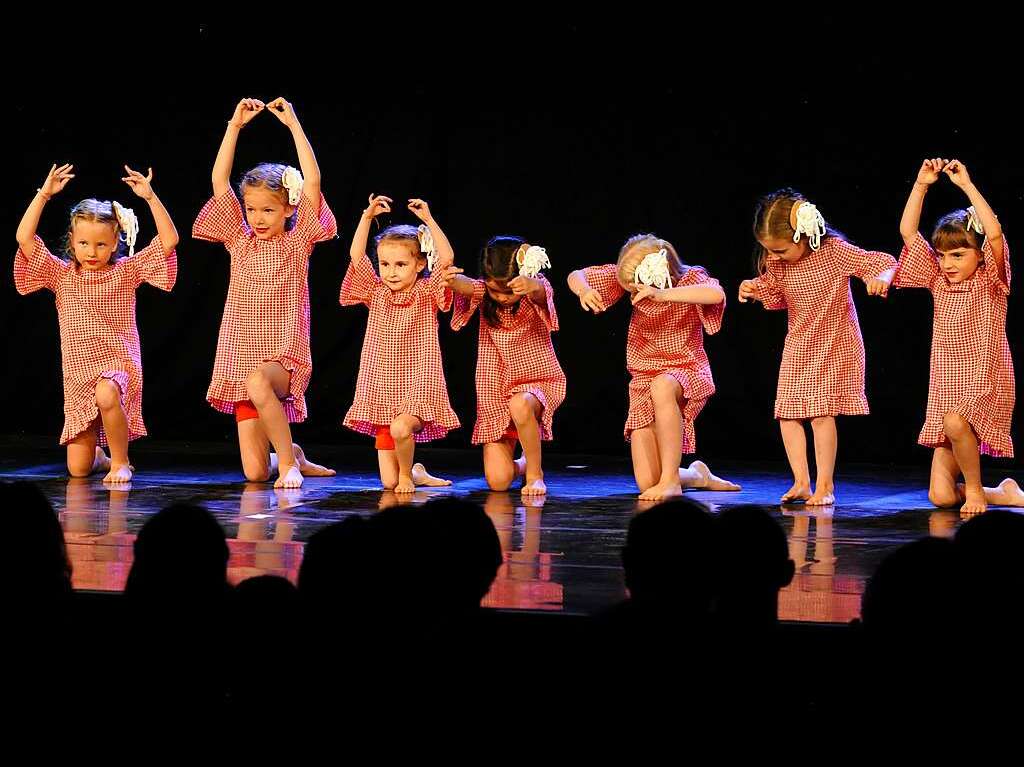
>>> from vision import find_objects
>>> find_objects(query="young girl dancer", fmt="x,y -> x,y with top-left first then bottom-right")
15,163 -> 178,483
446,236 -> 566,495
892,159 -> 1021,517
341,195 -> 460,493
569,234 -> 739,501
193,97 -> 336,488
739,190 -> 896,505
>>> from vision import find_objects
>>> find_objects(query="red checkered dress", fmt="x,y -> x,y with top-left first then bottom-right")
893,232 -> 1014,457
450,276 -> 566,444
752,237 -> 896,420
14,235 -> 177,446
340,255 -> 461,442
582,264 -> 724,453
192,190 -> 337,422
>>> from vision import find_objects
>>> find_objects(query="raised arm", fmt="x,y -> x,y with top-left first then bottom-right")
122,166 -> 178,253
901,158 -> 944,248
407,199 -> 454,269
944,159 -> 1006,284
212,98 -> 264,198
16,164 -> 74,250
351,194 -> 391,262
266,97 -> 320,205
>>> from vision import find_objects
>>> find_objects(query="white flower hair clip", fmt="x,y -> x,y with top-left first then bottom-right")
418,224 -> 437,271
791,201 -> 826,251
281,166 -> 304,206
516,244 -> 551,278
966,206 -> 985,236
112,201 -> 139,258
634,248 -> 673,290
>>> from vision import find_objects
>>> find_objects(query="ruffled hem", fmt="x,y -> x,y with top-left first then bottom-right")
471,385 -> 557,444
624,371 -> 710,454
774,395 -> 869,420
918,400 -> 1014,458
60,371 -> 146,447
344,400 -> 460,443
207,358 -> 311,423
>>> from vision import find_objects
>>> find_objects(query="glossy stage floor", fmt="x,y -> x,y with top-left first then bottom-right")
5,439 -> 1018,624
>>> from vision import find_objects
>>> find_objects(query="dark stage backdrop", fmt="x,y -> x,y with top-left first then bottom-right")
5,20 -> 1021,467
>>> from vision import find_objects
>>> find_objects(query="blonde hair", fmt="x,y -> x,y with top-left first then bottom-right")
64,199 -> 124,264
752,188 -> 843,274
616,233 -> 687,287
239,163 -> 297,230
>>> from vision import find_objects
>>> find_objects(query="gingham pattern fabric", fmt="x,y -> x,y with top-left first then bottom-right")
893,232 -> 1014,457
752,237 -> 896,420
340,254 -> 460,442
582,263 -> 723,453
14,235 -> 176,445
192,189 -> 337,422
450,275 -> 566,444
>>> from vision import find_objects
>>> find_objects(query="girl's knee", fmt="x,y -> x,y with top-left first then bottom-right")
243,467 -> 270,482
378,466 -> 397,491
94,379 -> 120,411
509,395 -> 535,425
486,474 -> 513,492
484,455 -> 516,491
245,369 -> 273,403
633,467 -> 659,493
390,416 -> 416,441
650,374 -> 679,402
928,486 -> 960,508
942,411 -> 970,438
242,456 -> 271,482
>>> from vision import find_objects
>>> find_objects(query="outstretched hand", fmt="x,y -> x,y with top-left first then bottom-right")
122,165 -> 155,201
39,163 -> 75,198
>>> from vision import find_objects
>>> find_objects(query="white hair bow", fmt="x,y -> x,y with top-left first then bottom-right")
418,225 -> 437,271
112,201 -> 139,258
281,166 -> 304,206
634,248 -> 672,290
792,201 -> 826,251
966,206 -> 985,236
516,244 -> 551,278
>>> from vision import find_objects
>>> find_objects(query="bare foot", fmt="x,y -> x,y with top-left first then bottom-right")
685,460 -> 742,491
781,482 -> 812,503
274,464 -> 303,489
412,462 -> 452,487
521,475 -> 547,496
103,463 -> 134,484
807,488 -> 835,506
293,444 -> 336,477
395,475 -> 416,494
960,486 -> 987,518
639,480 -> 683,502
993,477 -> 1024,506
93,447 -> 111,475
